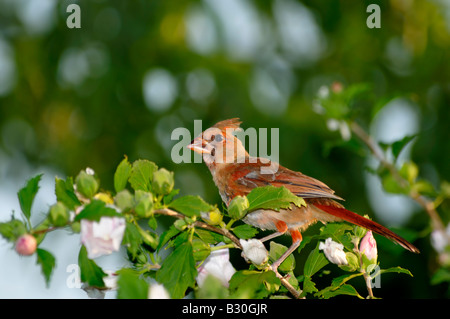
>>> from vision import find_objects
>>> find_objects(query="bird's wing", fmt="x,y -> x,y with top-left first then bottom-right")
231,160 -> 343,201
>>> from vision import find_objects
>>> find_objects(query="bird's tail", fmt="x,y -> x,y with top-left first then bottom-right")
315,204 -> 420,253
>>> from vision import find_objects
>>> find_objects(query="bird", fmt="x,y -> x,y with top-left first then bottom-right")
187,118 -> 419,274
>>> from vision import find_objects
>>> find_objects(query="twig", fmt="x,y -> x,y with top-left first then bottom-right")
154,207 -> 302,298
350,121 -> 447,234
153,208 -> 242,249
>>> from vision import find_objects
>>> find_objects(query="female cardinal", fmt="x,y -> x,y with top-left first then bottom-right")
187,118 -> 419,273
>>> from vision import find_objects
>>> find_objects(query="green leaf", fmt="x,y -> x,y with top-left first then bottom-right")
156,242 -> 197,299
114,156 -> 132,193
36,248 -> 56,288
192,238 -> 211,262
78,246 -> 107,288
247,186 -> 306,212
122,222 -> 143,258
304,244 -> 329,277
128,159 -> 158,192
75,170 -> 99,199
74,200 -> 122,222
229,270 -> 280,299
157,224 -> 181,251
55,177 -> 81,210
269,242 -> 295,273
228,195 -> 249,220
319,284 -> 363,299
17,174 -> 43,221
117,268 -> 149,299
301,277 -> 318,296
431,267 -> 450,285
0,219 -> 27,242
152,168 -> 175,195
380,266 -> 413,277
169,195 -> 214,217
232,224 -> 259,239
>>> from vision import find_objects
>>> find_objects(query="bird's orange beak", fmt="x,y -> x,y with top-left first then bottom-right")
187,136 -> 211,154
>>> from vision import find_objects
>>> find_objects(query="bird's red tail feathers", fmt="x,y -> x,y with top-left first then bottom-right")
315,204 -> 419,253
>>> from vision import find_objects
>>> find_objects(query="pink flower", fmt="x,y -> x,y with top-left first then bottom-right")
81,217 -> 126,259
15,234 -> 37,256
359,231 -> 378,261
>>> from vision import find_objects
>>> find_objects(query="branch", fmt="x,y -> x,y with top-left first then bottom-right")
154,207 -> 302,298
350,122 -> 447,234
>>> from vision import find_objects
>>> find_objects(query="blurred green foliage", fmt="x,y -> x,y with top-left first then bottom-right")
1,0 -> 450,298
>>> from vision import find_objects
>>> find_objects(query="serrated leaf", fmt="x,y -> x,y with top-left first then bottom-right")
114,156 -> 132,193
55,177 -> 80,210
78,245 -> 107,288
229,270 -> 280,299
128,160 -> 158,192
17,174 -> 43,221
232,224 -> 259,239
74,200 -> 122,222
36,248 -> 56,288
117,268 -> 149,299
380,266 -> 413,277
155,242 -> 197,299
122,222 -> 142,258
0,219 -> 27,242
157,224 -> 181,252
247,186 -> 306,213
169,195 -> 214,217
304,244 -> 329,277
319,284 -> 363,299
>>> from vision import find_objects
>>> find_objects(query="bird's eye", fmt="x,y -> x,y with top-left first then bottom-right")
212,134 -> 223,142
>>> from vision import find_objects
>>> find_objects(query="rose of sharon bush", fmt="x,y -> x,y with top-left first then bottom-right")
81,217 -> 126,259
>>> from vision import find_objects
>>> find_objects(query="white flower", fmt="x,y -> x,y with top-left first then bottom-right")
240,239 -> 269,266
85,167 -> 95,175
326,119 -> 351,141
81,217 -> 126,259
431,224 -> 450,253
319,238 -> 348,266
196,243 -> 236,288
103,270 -> 118,290
148,283 -> 170,299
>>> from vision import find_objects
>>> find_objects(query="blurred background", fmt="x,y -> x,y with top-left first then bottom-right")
0,0 -> 449,298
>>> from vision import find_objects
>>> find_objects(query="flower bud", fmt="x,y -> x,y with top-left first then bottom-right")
134,190 -> 154,218
76,169 -> 99,199
240,239 -> 269,266
201,209 -> 223,226
359,231 -> 378,262
15,234 -> 37,256
319,238 -> 348,266
114,189 -> 134,211
49,202 -> 69,227
228,196 -> 249,220
94,192 -> 114,205
152,168 -> 174,195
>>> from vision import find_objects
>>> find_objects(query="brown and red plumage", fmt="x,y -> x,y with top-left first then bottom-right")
188,118 -> 419,272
